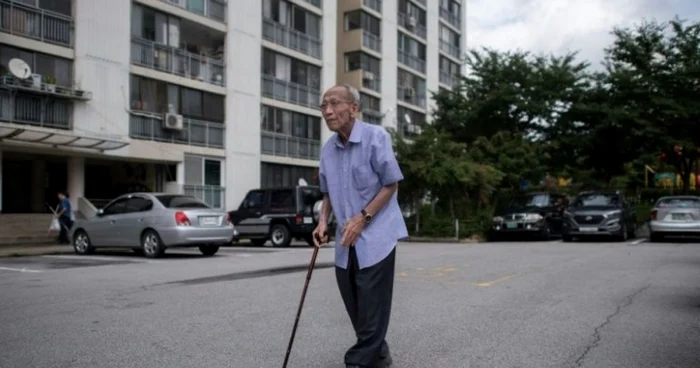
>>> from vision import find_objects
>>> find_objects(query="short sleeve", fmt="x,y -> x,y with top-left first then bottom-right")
370,129 -> 404,186
319,156 -> 329,194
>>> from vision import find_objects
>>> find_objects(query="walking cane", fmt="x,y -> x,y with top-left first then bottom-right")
282,232 -> 325,368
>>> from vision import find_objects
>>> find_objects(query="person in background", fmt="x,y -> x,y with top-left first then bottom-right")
56,191 -> 73,245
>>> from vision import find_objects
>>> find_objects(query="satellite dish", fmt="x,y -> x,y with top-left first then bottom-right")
298,178 -> 308,186
404,113 -> 412,124
8,58 -> 32,79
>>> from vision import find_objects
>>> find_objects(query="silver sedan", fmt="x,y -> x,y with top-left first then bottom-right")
648,195 -> 700,242
70,193 -> 235,258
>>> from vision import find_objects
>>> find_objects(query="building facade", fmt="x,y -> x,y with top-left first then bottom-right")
0,0 -> 464,217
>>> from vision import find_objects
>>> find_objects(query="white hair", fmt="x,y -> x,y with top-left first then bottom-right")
340,84 -> 361,108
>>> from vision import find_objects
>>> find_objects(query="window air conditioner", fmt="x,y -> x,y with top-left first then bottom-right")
163,113 -> 184,131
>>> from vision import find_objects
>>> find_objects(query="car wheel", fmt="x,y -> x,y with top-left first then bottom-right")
199,244 -> 220,256
141,230 -> 165,259
270,224 -> 291,247
73,230 -> 94,255
540,222 -> 551,241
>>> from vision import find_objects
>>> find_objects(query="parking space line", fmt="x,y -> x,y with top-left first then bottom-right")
472,267 -> 540,287
0,266 -> 43,273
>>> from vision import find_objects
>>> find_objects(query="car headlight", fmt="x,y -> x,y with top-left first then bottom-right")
602,210 -> 621,218
493,216 -> 504,222
524,213 -> 543,222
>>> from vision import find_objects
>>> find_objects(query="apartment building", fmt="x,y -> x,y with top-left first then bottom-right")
0,0 -> 463,220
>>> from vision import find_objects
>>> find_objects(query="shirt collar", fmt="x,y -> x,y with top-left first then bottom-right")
335,119 -> 364,147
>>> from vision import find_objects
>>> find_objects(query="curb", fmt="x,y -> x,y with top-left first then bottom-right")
0,246 -> 73,258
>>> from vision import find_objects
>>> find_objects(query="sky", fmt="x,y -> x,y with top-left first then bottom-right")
465,0 -> 700,70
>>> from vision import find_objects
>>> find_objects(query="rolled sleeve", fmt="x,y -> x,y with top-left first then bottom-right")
319,158 -> 329,194
371,129 -> 404,186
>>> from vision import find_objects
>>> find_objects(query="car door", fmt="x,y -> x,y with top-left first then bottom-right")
231,190 -> 268,237
116,196 -> 155,247
89,197 -> 130,246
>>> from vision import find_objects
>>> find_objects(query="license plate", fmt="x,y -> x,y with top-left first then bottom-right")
303,217 -> 313,224
579,227 -> 598,232
199,216 -> 218,226
505,222 -> 517,229
672,213 -> 686,220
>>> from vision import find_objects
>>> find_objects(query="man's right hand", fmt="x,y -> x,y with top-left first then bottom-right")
312,223 -> 329,248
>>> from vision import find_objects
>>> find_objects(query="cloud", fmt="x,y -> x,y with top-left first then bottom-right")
466,0 -> 700,69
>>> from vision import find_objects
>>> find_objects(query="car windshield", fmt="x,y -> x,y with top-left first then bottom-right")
572,193 -> 619,207
656,197 -> 700,208
155,195 -> 210,209
508,194 -> 548,208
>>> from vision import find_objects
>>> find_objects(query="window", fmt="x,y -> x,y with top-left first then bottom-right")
440,25 -> 461,47
344,52 -> 381,75
262,49 -> 321,89
440,56 -> 461,76
397,106 -> 426,126
184,155 -> 223,186
261,163 -> 316,189
204,160 -> 221,186
241,190 -> 265,209
125,197 -> 153,212
269,189 -> 295,210
0,45 -> 72,86
156,195 -> 210,208
20,0 -> 72,16
361,93 -> 381,112
397,69 -> 426,92
440,0 -> 461,18
398,0 -> 426,26
260,105 -> 321,140
263,0 -> 321,38
131,4 -> 180,47
398,33 -> 426,60
130,75 -> 225,121
344,10 -> 381,36
101,198 -> 130,216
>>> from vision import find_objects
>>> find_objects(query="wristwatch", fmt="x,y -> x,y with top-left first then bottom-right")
361,209 -> 373,224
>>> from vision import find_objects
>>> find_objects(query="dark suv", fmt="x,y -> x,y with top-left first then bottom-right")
562,191 -> 637,241
490,191 -> 568,240
229,185 -> 327,247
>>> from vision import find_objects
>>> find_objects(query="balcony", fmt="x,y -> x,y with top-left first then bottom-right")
439,7 -> 461,29
0,75 -> 91,100
131,38 -> 226,87
261,75 -> 320,109
440,71 -> 460,87
0,0 -> 73,47
440,40 -> 461,60
398,51 -> 426,74
0,90 -> 72,130
397,12 -> 426,39
362,0 -> 381,13
158,0 -> 226,24
361,109 -> 382,125
413,0 -> 426,6
302,0 -> 322,8
262,18 -> 322,60
362,31 -> 381,53
261,131 -> 320,161
129,112 -> 225,149
184,184 -> 225,209
397,86 -> 426,109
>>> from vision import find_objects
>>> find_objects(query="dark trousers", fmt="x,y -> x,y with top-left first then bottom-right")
58,216 -> 73,244
336,246 -> 396,367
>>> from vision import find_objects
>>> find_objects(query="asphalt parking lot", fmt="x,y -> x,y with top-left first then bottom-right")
1,239 -> 699,368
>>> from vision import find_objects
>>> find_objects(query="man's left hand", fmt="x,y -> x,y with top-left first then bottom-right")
340,214 -> 365,247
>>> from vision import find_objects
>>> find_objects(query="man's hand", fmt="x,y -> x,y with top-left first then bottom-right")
312,223 -> 329,248
340,214 -> 365,248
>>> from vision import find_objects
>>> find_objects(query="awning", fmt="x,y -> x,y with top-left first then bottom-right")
0,126 -> 129,151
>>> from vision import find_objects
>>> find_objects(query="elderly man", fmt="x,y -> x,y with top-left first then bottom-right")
313,84 -> 408,368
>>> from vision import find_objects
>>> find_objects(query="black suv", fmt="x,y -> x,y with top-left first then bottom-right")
490,191 -> 569,240
562,190 -> 637,241
229,185 -> 329,247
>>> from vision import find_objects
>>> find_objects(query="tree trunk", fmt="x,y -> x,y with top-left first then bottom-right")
414,198 -> 420,234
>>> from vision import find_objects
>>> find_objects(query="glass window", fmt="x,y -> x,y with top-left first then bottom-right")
241,190 -> 265,209
261,163 -> 316,188
269,189 -> 294,210
102,198 -> 130,215
204,160 -> 221,186
572,193 -> 621,207
656,197 -> 700,208
345,10 -> 361,30
156,195 -> 210,208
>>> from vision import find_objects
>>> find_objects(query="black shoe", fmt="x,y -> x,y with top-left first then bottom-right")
374,355 -> 393,368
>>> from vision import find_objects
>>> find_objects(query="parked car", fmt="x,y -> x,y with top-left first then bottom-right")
229,185 -> 333,247
561,190 -> 636,241
490,191 -> 569,240
648,195 -> 700,242
70,193 -> 235,258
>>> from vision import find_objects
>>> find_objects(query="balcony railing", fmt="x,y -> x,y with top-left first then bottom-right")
1,75 -> 91,100
0,0 -> 73,47
397,86 -> 426,109
440,72 -> 460,87
261,131 -> 320,161
398,51 -> 426,74
302,0 -> 322,8
361,109 -> 382,125
159,0 -> 226,23
262,18 -> 322,59
362,31 -> 381,53
184,184 -> 225,209
440,40 -> 461,59
397,12 -> 426,39
362,0 -> 381,12
413,0 -> 426,6
131,38 -> 226,87
0,90 -> 72,129
439,7 -> 461,29
261,75 -> 321,109
129,112 -> 225,149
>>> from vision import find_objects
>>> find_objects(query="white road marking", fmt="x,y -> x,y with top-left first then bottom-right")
0,266 -> 43,273
42,255 -> 135,262
630,238 -> 646,245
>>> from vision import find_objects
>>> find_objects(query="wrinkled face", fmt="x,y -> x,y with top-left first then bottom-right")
320,86 -> 359,132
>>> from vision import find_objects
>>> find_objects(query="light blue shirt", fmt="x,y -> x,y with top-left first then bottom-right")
319,120 -> 409,269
